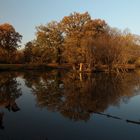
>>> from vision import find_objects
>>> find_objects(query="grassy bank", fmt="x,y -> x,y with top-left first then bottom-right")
0,64 -> 71,71
0,63 -> 136,72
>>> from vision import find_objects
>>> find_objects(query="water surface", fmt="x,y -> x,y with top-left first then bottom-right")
0,70 -> 140,140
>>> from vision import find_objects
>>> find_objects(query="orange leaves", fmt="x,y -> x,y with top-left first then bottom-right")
0,23 -> 22,51
60,12 -> 91,36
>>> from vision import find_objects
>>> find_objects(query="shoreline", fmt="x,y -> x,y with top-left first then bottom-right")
0,64 -> 71,71
0,63 -> 136,72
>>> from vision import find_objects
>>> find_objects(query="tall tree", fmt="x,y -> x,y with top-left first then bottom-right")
24,41 -> 34,63
0,23 -> 22,63
61,12 -> 91,70
36,21 -> 64,64
81,19 -> 107,69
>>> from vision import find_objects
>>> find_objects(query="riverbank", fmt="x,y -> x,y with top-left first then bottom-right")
0,64 -> 71,71
0,63 -> 136,72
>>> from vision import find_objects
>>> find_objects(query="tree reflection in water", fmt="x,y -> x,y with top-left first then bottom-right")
23,70 -> 140,121
0,72 -> 22,129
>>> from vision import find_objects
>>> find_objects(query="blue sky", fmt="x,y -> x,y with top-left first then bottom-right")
0,0 -> 140,46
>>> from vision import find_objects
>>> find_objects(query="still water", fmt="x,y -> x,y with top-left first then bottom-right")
0,70 -> 140,140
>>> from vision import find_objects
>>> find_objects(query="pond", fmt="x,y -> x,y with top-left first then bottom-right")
0,70 -> 140,140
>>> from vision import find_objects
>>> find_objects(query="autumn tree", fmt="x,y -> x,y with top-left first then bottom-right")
121,30 -> 140,64
14,50 -> 25,64
24,41 -> 34,63
81,26 -> 130,71
0,23 -> 22,63
0,48 -> 7,63
24,41 -> 46,64
80,19 -> 107,70
35,21 -> 64,64
60,12 -> 91,70
92,34 -> 125,71
61,13 -> 109,71
23,12 -> 140,71
83,19 -> 107,37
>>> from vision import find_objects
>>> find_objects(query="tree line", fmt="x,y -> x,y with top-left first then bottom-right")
0,12 -> 140,71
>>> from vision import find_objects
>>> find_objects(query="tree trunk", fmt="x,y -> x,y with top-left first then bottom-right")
79,73 -> 83,81
79,63 -> 83,71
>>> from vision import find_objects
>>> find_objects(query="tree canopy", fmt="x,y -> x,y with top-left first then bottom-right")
0,23 -> 22,52
0,23 -> 22,63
